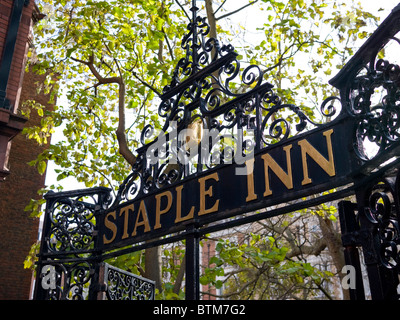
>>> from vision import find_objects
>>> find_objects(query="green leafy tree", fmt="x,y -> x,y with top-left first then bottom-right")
26,0 -> 189,189
200,204 -> 344,300
201,231 -> 333,299
24,0 -> 380,299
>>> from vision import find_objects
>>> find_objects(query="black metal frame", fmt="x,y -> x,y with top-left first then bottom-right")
332,3 -> 400,300
338,166 -> 400,300
33,2 -> 400,300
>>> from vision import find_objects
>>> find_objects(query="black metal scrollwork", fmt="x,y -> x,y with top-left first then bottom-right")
35,188 -> 112,300
346,38 -> 400,161
360,171 -> 400,273
39,261 -> 93,300
44,189 -> 112,253
47,198 -> 96,252
105,264 -> 155,300
367,187 -> 400,269
34,2 -> 400,301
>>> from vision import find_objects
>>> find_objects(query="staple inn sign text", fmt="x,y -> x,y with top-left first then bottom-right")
99,118 -> 357,250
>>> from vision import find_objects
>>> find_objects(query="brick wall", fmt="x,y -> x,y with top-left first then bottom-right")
202,240 -> 217,300
0,0 -> 36,112
0,67 -> 52,300
0,0 -> 51,300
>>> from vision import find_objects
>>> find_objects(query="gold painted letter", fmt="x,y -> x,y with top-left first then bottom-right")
298,129 -> 335,185
245,159 -> 257,202
198,172 -> 220,216
155,191 -> 173,229
175,185 -> 195,223
119,204 -> 134,239
103,211 -> 117,244
131,200 -> 151,236
261,145 -> 293,197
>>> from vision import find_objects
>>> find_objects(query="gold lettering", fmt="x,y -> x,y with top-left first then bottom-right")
198,172 -> 220,216
261,145 -> 293,197
298,129 -> 336,185
245,159 -> 257,202
119,204 -> 134,239
131,200 -> 151,236
175,185 -> 195,223
103,211 -> 117,244
155,191 -> 173,229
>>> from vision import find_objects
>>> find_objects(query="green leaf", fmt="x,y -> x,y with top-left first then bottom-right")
66,47 -> 76,58
200,276 -> 210,286
215,280 -> 223,289
156,18 -> 165,31
37,107 -> 44,117
209,256 -> 223,267
38,160 -> 47,175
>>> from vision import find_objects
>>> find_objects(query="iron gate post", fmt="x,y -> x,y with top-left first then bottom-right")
338,200 -> 366,300
185,224 -> 200,300
354,183 -> 399,300
355,187 -> 386,300
90,262 -> 107,300
87,256 -> 103,300
33,192 -> 58,300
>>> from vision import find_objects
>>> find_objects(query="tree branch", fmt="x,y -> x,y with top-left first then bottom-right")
115,79 -> 137,167
216,0 -> 258,21
70,54 -> 137,167
131,71 -> 162,97
214,0 -> 227,15
285,237 -> 327,259
71,55 -> 121,85
162,27 -> 175,61
175,0 -> 190,20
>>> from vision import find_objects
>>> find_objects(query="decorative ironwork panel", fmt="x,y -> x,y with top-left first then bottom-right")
332,5 -> 400,300
100,263 -> 155,300
339,166 -> 400,300
113,5 -> 341,208
41,187 -> 112,255
363,175 -> 400,266
349,55 -> 400,161
37,261 -> 94,300
34,187 -> 112,300
330,5 -> 400,163
356,168 -> 400,299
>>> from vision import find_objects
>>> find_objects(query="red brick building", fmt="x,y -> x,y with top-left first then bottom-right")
0,0 -> 49,299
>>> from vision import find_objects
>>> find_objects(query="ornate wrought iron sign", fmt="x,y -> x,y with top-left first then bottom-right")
98,118 -> 358,251
95,2 -> 360,251
34,2 -> 400,300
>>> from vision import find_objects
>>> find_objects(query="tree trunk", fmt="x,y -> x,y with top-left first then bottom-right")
144,246 -> 163,292
317,215 -> 350,300
205,0 -> 217,41
173,255 -> 186,295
